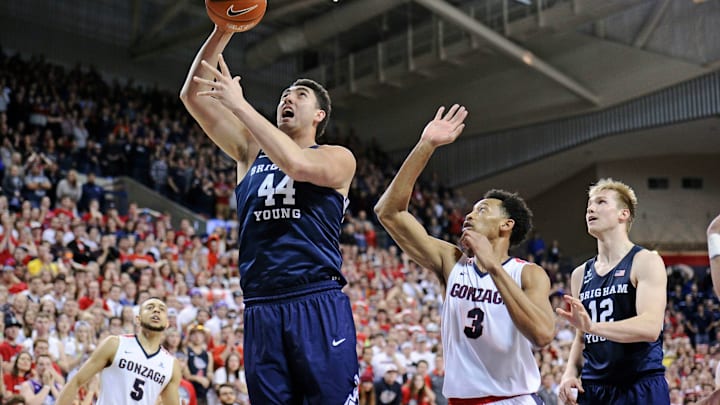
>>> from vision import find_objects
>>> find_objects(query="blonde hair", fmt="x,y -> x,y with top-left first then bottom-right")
588,178 -> 638,230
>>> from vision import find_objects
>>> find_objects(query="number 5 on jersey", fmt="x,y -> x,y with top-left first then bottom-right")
131,378 -> 145,400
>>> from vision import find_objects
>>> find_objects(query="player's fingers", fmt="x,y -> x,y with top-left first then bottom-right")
434,106 -> 445,121
192,76 -> 216,87
217,54 -> 231,76
199,60 -> 221,78
445,104 -> 460,120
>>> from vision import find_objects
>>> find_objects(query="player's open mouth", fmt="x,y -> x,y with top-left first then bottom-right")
151,316 -> 161,321
281,108 -> 294,118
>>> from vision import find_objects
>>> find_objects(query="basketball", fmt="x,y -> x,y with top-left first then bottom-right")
205,0 -> 267,33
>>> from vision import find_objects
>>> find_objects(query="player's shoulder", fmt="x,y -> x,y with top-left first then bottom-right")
315,144 -> 356,159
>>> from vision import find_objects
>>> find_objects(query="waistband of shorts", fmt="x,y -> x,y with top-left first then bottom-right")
581,370 -> 666,387
242,280 -> 343,304
449,393 -> 527,404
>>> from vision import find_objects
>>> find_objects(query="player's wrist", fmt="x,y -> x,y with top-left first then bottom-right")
708,233 -> 720,259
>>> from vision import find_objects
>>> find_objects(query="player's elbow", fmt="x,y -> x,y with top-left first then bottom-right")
640,327 -> 662,343
530,328 -> 555,348
374,197 -> 398,222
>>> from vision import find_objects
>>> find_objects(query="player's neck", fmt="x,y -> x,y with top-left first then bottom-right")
595,230 -> 633,264
137,329 -> 163,351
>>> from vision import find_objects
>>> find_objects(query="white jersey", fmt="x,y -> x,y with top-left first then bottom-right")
441,256 -> 540,399
97,335 -> 174,405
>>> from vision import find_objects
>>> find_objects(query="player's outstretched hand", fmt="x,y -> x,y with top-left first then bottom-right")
193,54 -> 246,112
555,295 -> 593,334
420,104 -> 468,147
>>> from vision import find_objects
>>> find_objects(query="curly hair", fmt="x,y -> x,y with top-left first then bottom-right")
483,189 -> 533,247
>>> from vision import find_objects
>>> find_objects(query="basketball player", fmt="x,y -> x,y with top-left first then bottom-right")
56,298 -> 181,405
707,213 -> 720,297
374,105 -> 555,404
694,214 -> 720,405
180,27 -> 359,404
557,179 -> 669,405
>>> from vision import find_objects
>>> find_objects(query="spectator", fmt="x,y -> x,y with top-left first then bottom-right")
429,355 -> 446,405
18,353 -> 63,404
375,364 -> 402,405
55,169 -> 82,205
213,352 -> 248,405
400,372 -> 435,405
0,314 -> 23,369
359,371 -> 377,405
3,164 -> 24,211
3,351 -> 33,395
78,172 -> 105,212
184,325 -> 213,405
537,373 -> 558,405
22,160 -> 52,207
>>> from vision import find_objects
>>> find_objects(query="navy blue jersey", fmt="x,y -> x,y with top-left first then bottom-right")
235,149 -> 347,298
578,245 -> 665,384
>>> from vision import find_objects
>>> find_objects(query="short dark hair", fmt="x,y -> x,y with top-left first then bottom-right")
4,395 -> 26,405
292,78 -> 331,137
218,383 -> 235,395
483,189 -> 533,247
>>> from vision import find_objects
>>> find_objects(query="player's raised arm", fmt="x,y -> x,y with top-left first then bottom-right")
56,335 -> 119,405
375,105 -> 467,283
180,28 -> 256,166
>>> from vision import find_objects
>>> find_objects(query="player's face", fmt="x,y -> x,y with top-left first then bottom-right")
139,299 -> 168,332
276,85 -> 324,134
586,189 -> 628,236
463,198 -> 507,238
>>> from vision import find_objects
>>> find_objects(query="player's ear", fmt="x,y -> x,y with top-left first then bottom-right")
314,109 -> 326,124
501,218 -> 515,232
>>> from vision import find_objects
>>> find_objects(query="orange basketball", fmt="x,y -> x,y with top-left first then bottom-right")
205,0 -> 267,33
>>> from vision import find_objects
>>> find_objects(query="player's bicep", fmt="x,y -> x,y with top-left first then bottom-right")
160,360 -> 182,405
634,252 -> 667,324
521,264 -> 553,312
72,335 -> 118,387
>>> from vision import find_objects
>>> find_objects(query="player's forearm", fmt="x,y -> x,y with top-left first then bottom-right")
491,268 -> 554,347
588,313 -> 662,343
230,100 -> 307,175
711,256 -> 720,298
562,336 -> 585,379
180,28 -> 234,101
375,140 -> 436,218
56,380 -> 78,405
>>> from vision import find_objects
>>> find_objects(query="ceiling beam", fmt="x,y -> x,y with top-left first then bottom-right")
413,0 -> 600,106
244,0 -> 409,69
136,0 -> 190,43
633,0 -> 671,48
131,0 -> 142,43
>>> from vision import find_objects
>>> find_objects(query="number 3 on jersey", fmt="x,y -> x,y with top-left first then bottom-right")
464,308 -> 485,339
258,174 -> 296,206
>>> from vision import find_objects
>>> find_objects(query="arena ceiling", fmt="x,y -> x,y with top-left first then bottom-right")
2,0 -> 719,197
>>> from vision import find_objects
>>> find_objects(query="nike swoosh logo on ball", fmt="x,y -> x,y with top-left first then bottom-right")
227,4 -> 258,17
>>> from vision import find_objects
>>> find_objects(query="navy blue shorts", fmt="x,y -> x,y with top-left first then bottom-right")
243,283 -> 359,405
578,374 -> 669,405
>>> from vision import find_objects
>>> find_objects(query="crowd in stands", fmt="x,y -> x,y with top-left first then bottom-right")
0,48 -> 718,405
